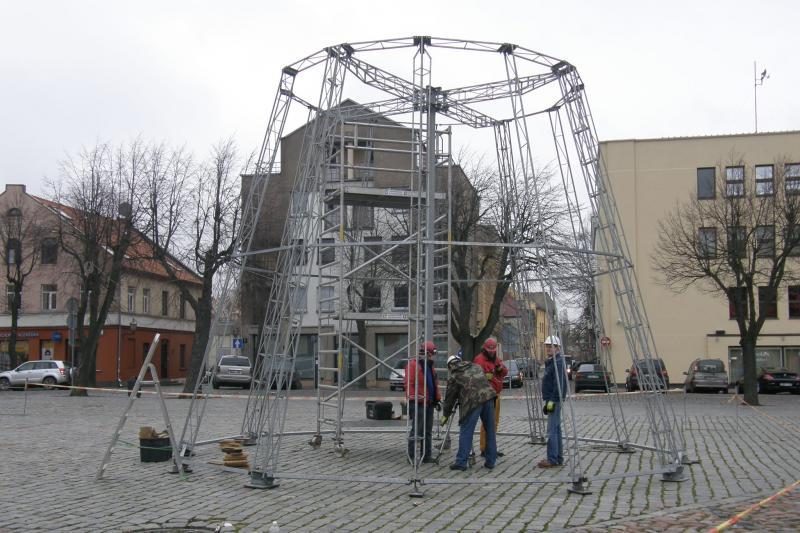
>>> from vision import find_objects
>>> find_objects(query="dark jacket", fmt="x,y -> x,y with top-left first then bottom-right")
405,357 -> 441,406
442,361 -> 497,425
542,353 -> 567,402
473,352 -> 508,394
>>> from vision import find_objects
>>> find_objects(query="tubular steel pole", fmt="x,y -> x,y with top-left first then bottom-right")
424,86 -> 436,342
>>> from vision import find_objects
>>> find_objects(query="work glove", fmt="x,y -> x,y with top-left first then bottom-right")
440,415 -> 448,426
485,372 -> 494,380
542,400 -> 555,415
434,401 -> 442,412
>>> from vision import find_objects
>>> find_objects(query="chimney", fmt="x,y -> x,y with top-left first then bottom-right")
5,184 -> 26,194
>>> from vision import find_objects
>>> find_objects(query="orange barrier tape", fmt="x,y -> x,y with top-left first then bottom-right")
709,479 -> 800,532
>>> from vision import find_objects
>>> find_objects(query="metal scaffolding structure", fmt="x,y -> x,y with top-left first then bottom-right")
174,36 -> 688,496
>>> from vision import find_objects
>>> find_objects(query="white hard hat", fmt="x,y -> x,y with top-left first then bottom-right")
447,354 -> 461,365
544,336 -> 561,346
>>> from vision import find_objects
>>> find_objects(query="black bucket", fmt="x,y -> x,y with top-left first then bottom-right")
140,437 -> 172,462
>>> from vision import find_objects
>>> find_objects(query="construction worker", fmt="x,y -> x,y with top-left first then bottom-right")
473,337 -> 507,458
405,340 -> 441,464
440,353 -> 498,470
538,335 -> 567,468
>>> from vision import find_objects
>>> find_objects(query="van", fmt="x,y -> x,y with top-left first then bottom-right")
684,358 -> 728,393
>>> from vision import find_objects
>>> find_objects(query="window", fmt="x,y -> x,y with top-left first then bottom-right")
727,226 -> 747,259
725,166 -> 745,197
291,239 -> 308,266
755,165 -> 774,196
179,344 -> 186,370
727,287 -> 746,319
697,168 -> 715,199
393,284 -> 409,309
789,286 -> 800,318
754,225 -> 775,257
41,238 -> 58,264
364,235 -> 382,258
319,286 -> 335,313
290,192 -> 309,218
142,288 -> 150,314
161,291 -> 169,316
363,282 -> 381,310
785,163 -> 800,195
391,235 -> 408,263
290,285 -> 307,312
351,206 -> 374,230
127,286 -> 136,312
6,284 -> 20,311
324,202 -> 340,230
697,227 -> 717,258
319,238 -> 335,265
6,238 -> 20,266
786,226 -> 800,257
179,293 -> 186,319
41,284 -> 57,311
759,286 -> 778,319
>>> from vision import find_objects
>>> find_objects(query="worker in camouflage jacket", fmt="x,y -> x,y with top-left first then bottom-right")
440,352 -> 498,470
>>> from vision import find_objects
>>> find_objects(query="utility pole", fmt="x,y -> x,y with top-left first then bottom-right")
754,61 -> 769,133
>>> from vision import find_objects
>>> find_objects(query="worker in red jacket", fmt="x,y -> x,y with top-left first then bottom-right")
405,340 -> 441,464
473,338 -> 507,457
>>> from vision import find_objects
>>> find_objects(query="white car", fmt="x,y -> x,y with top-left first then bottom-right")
389,360 -> 407,391
0,360 -> 71,390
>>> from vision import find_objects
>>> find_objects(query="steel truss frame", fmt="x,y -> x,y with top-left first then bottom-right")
175,36 -> 689,496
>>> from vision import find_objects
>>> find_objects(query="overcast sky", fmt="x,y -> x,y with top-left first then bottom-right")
2,0 -> 798,195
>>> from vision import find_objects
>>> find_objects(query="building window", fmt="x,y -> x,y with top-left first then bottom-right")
6,284 -> 20,311
754,225 -> 775,257
41,238 -> 58,264
697,168 -> 715,199
786,226 -> 800,257
789,286 -> 800,318
179,293 -> 187,319
290,191 -> 308,218
785,163 -> 800,195
725,166 -> 745,197
727,287 -> 747,319
363,282 -> 381,310
755,165 -> 774,196
759,286 -> 778,319
365,235 -> 382,258
697,227 -> 717,258
393,284 -> 409,309
351,206 -> 374,230
391,235 -> 408,263
324,202 -> 340,230
127,286 -> 136,312
41,284 -> 57,311
319,286 -> 334,313
319,238 -> 335,265
290,285 -> 307,312
179,344 -> 186,370
291,239 -> 308,266
142,288 -> 150,314
727,226 -> 747,259
5,238 -> 21,266
161,291 -> 169,316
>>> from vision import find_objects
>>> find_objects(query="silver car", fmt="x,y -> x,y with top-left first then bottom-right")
212,355 -> 252,389
683,358 -> 728,393
0,360 -> 71,390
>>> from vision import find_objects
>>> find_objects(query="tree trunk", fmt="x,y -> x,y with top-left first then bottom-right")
741,336 -> 759,406
182,295 -> 212,394
71,332 -> 100,397
8,307 -> 19,369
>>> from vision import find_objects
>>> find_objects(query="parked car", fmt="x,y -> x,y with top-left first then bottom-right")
563,356 -> 575,380
625,358 -> 669,391
389,359 -> 407,391
515,357 -> 539,378
574,363 -> 611,393
736,368 -> 800,394
0,360 -> 71,391
502,359 -> 524,389
249,354 -> 303,390
212,355 -> 253,389
683,358 -> 728,393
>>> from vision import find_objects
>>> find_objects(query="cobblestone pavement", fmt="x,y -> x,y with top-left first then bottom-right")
1,386 -> 800,531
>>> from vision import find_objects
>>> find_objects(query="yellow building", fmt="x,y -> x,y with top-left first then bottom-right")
598,131 -> 800,384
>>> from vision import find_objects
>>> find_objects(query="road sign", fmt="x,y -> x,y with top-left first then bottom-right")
232,338 -> 244,349
600,336 -> 611,348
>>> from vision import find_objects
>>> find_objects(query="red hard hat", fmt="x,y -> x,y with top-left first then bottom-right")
419,341 -> 436,355
482,338 -> 498,354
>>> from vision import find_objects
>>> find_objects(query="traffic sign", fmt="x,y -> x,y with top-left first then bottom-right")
600,336 -> 611,348
232,338 -> 244,349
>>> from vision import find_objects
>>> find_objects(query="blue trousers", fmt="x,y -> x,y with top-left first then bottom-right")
455,398 -> 496,467
408,401 -> 434,460
546,402 -> 563,465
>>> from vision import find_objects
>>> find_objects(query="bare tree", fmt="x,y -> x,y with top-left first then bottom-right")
145,139 -> 249,393
0,202 -> 45,368
53,141 -> 146,396
653,159 -> 800,405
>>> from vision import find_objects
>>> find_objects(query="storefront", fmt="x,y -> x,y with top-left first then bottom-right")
728,346 -> 800,383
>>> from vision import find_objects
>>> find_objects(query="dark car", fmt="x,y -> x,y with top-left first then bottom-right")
563,356 -> 575,380
684,358 -> 728,393
574,363 -> 611,393
625,358 -> 669,391
737,368 -> 800,394
502,359 -> 524,389
515,357 -> 539,378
